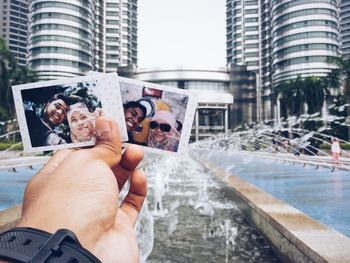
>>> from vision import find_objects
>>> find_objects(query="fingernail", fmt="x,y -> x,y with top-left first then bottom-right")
96,118 -> 112,140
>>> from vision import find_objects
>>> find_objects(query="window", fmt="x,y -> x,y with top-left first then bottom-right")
245,17 -> 258,23
106,19 -> 118,25
106,54 -> 118,59
106,11 -> 118,16
245,9 -> 258,14
245,26 -> 259,31
106,45 -> 118,50
106,37 -> 118,42
106,28 -> 118,33
106,63 -> 119,68
106,3 -> 119,8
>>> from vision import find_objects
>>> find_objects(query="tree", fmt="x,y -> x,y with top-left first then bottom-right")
326,56 -> 350,140
303,76 -> 326,115
272,76 -> 325,118
272,76 -> 330,134
0,38 -> 15,119
273,80 -> 303,118
0,37 -> 38,120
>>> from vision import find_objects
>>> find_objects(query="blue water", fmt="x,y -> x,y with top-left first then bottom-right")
0,165 -> 41,211
1,153 -> 349,240
204,151 -> 350,238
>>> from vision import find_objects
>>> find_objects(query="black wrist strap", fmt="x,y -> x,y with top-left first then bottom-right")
0,227 -> 101,262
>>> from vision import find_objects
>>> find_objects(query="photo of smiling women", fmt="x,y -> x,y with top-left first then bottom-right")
119,77 -> 197,154
14,76 -> 110,152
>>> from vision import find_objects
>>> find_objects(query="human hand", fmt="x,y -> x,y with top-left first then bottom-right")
17,117 -> 147,263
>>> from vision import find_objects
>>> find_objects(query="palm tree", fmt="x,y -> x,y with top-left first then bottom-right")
0,38 -> 15,118
0,37 -> 38,119
303,76 -> 326,115
272,77 -> 306,119
326,56 -> 350,140
9,66 -> 38,116
273,76 -> 331,135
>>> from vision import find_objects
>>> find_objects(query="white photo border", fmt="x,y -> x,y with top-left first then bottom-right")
119,77 -> 197,155
13,73 -> 128,152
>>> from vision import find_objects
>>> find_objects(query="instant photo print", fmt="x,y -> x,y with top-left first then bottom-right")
119,77 -> 197,154
12,74 -> 127,152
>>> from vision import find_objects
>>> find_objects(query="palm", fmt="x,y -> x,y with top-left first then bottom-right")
92,210 -> 140,263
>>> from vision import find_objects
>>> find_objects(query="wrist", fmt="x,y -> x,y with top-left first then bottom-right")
0,227 -> 101,262
16,218 -> 97,253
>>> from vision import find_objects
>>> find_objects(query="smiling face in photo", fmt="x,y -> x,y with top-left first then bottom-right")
45,99 -> 68,126
124,107 -> 145,132
149,119 -> 172,143
68,103 -> 95,142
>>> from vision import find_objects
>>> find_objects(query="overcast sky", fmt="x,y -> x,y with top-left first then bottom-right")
138,0 -> 226,69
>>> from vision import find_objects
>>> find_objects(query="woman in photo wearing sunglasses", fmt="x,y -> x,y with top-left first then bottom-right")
147,110 -> 181,152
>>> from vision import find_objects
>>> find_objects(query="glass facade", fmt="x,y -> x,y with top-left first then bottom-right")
226,0 -> 260,73
227,0 -> 341,89
104,0 -> 138,73
0,0 -> 29,66
271,0 -> 341,83
341,0 -> 350,57
27,0 -> 138,79
28,0 -> 94,79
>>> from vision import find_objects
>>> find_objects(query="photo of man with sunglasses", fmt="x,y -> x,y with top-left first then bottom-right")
147,110 -> 181,152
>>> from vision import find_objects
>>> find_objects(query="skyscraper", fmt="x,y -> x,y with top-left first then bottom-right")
271,0 -> 340,84
104,0 -> 137,73
226,0 -> 341,120
226,0 -> 260,72
0,0 -> 29,67
28,0 -> 95,79
28,0 -> 138,80
226,0 -> 341,86
341,0 -> 350,57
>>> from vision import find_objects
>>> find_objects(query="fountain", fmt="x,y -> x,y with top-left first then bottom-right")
136,154 -> 279,262
1,122 -> 350,262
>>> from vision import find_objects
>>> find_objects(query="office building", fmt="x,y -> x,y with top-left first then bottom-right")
104,0 -> 138,73
271,0 -> 340,84
28,0 -> 138,80
0,0 -> 29,66
226,0 -> 341,120
226,0 -> 260,72
227,0 -> 341,85
28,0 -> 95,79
341,0 -> 350,57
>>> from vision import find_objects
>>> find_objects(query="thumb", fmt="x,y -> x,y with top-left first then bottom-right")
89,117 -> 122,168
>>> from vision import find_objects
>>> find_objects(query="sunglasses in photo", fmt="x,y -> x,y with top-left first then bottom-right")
149,121 -> 171,132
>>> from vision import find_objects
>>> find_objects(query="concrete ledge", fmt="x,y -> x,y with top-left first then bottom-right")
0,205 -> 21,233
201,160 -> 350,263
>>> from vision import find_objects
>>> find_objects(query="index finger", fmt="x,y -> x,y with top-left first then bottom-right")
120,170 -> 147,226
112,145 -> 144,191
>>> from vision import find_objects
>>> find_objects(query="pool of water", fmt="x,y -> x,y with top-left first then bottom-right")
137,155 -> 280,262
2,147 -> 349,261
0,165 -> 40,211
196,150 -> 350,238
0,155 -> 281,262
